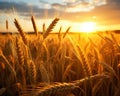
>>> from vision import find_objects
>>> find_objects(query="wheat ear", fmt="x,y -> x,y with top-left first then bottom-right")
14,18 -> 28,45
27,59 -> 37,84
31,16 -> 38,36
77,45 -> 92,77
15,38 -> 27,85
43,18 -> 59,39
34,74 -> 109,96
16,37 -> 24,66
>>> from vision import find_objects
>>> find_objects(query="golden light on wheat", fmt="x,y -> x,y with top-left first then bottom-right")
0,15 -> 120,96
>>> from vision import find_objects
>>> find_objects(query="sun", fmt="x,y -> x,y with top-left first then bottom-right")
80,22 -> 96,33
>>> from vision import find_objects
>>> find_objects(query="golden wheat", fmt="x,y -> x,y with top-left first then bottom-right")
58,26 -> 62,41
0,48 -> 16,78
26,59 -> 37,84
38,61 -> 50,83
34,74 -> 109,96
63,27 -> 71,39
16,37 -> 24,66
42,23 -> 46,36
1,16 -> 120,96
77,45 -> 92,77
31,16 -> 38,36
43,18 -> 59,39
14,18 -> 28,45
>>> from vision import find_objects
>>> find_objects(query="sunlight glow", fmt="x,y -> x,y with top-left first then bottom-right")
80,22 -> 96,33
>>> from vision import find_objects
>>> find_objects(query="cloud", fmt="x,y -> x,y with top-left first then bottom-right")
51,0 -> 107,12
0,1 -> 36,12
63,0 -> 76,3
108,0 -> 120,4
51,3 -> 92,12
39,0 -> 48,4
0,1 -> 55,18
0,0 -> 107,13
0,0 -> 120,25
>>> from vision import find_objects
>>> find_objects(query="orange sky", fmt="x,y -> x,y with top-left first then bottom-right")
0,0 -> 120,32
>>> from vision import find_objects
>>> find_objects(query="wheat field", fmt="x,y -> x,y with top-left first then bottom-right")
0,16 -> 120,96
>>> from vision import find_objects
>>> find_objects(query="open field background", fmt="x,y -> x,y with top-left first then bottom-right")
0,17 -> 120,96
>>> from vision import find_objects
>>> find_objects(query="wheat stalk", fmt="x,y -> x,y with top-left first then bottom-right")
0,49 -> 16,79
42,42 -> 50,62
63,26 -> 71,39
58,26 -> 62,41
63,63 -> 73,81
6,19 -> 8,31
42,23 -> 46,35
38,62 -> 50,83
14,18 -> 28,45
99,62 -> 117,76
31,16 -> 38,36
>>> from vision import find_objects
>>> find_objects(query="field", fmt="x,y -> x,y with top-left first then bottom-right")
0,17 -> 120,96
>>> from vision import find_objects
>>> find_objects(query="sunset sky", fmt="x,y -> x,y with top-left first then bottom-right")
0,0 -> 120,32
